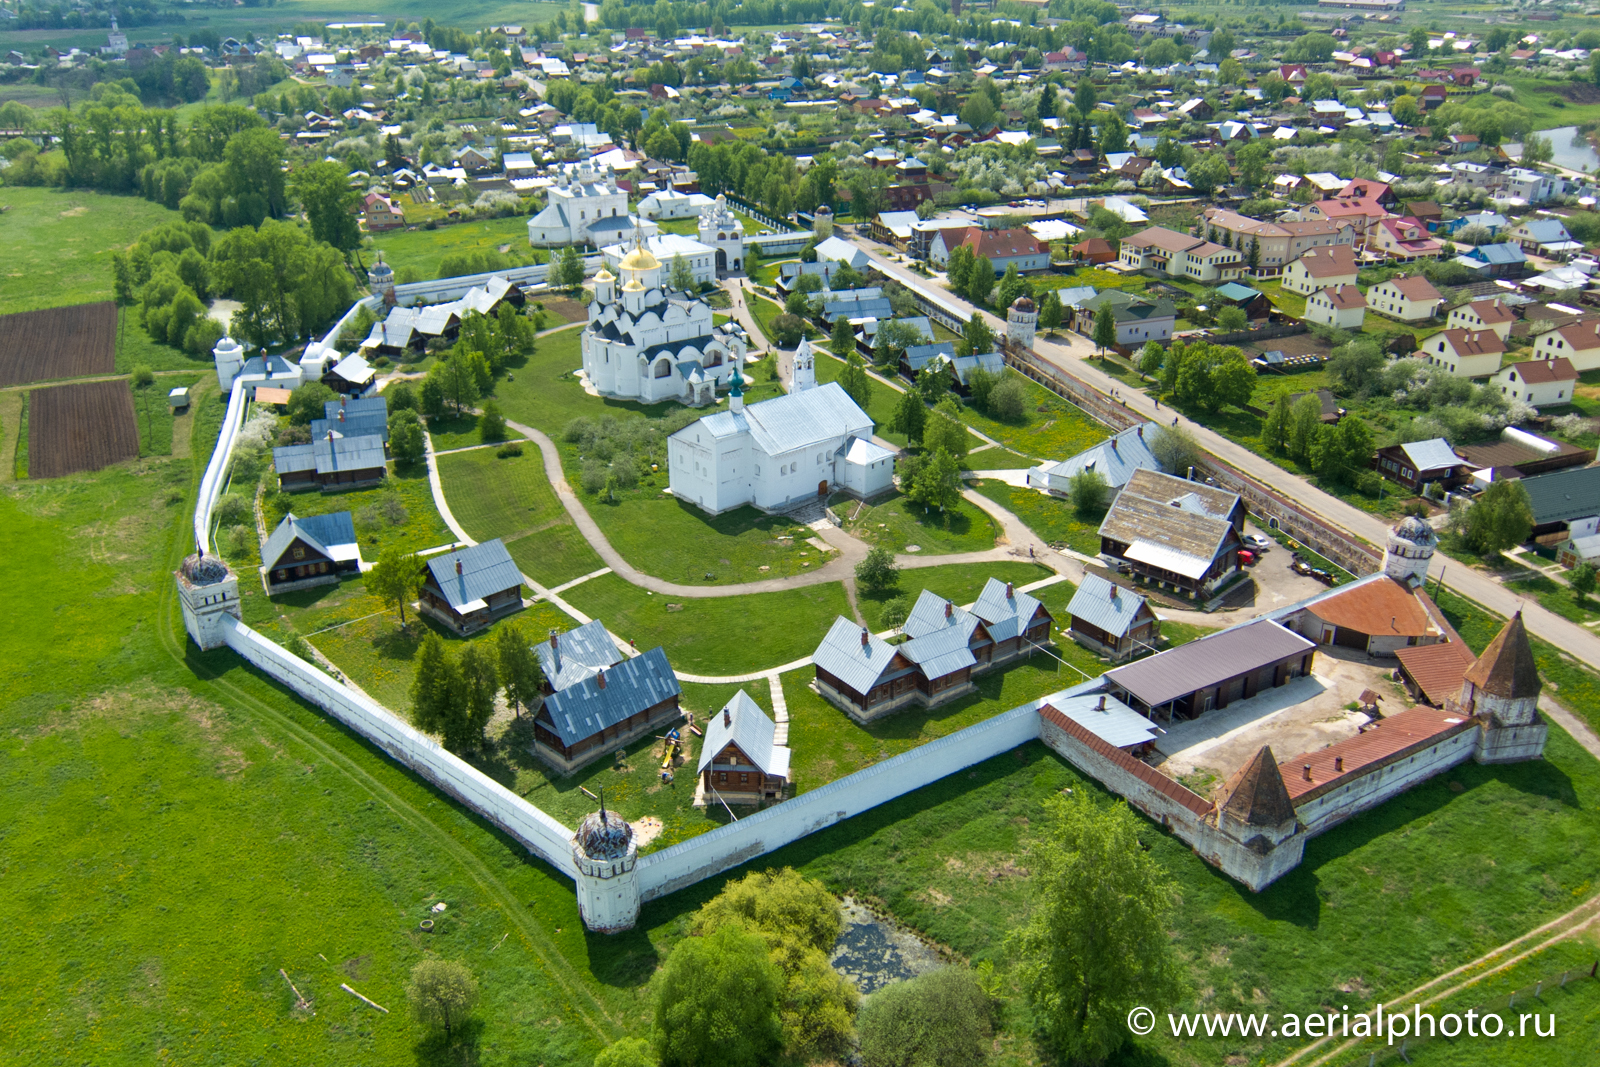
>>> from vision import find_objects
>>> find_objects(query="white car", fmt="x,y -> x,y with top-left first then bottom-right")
1242,534 -> 1273,552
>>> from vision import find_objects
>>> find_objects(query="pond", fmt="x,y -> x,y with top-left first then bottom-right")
1535,126 -> 1600,173
829,896 -> 946,995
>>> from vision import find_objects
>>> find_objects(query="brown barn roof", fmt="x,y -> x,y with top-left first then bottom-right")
1217,746 -> 1295,827
1283,705 -> 1476,802
1395,640 -> 1477,706
1308,576 -> 1440,638
1463,611 -> 1541,698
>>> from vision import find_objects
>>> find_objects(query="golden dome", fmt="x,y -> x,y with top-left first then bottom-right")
622,278 -> 645,292
619,245 -> 660,272
594,267 -> 615,282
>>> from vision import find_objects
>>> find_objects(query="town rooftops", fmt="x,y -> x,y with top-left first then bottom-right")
1545,318 -> 1600,352
1104,618 -> 1314,709
1306,575 -> 1441,638
1507,357 -> 1577,384
1292,244 -> 1359,277
424,539 -> 522,611
1283,705 -> 1475,803
1519,465 -> 1600,525
1379,274 -> 1443,302
1397,437 -> 1465,473
1206,209 -> 1350,241
273,433 -> 388,477
697,689 -> 790,778
1099,468 -> 1242,578
1066,572 -> 1151,640
689,382 -> 873,458
535,618 -> 624,691
943,226 -> 1049,259
540,646 -> 682,748
1122,225 -> 1232,259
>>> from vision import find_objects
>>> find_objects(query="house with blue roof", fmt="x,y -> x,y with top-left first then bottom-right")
1028,421 -> 1163,496
533,642 -> 682,774
1455,240 -> 1527,278
1509,218 -> 1584,260
261,511 -> 363,593
272,432 -> 388,492
418,539 -> 526,634
1066,573 -> 1160,661
697,690 -> 791,803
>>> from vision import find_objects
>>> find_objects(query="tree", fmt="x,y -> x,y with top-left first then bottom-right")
1462,479 -> 1534,556
654,923 -> 784,1067
988,377 -> 1027,421
916,360 -> 953,403
367,545 -> 422,626
419,376 -> 446,419
945,244 -> 976,300
290,161 -> 361,256
1263,394 -> 1294,454
287,380 -> 338,425
411,632 -> 464,741
1217,305 -> 1248,333
890,387 -> 927,445
879,595 -> 911,630
1069,467 -> 1109,514
558,244 -> 585,288
1037,80 -> 1059,123
496,623 -> 544,718
1038,290 -> 1063,332
132,364 -> 155,389
838,351 -> 873,412
1390,94 -> 1421,127
769,314 -> 806,348
1149,424 -> 1204,476
831,316 -> 856,359
959,90 -> 997,129
1572,561 -> 1597,603
389,408 -> 426,464
1187,153 -> 1232,195
479,399 -> 507,442
1008,791 -> 1187,1065
429,351 -> 485,416
596,1037 -> 658,1067
995,262 -> 1029,312
1092,304 -> 1117,357
960,313 -> 995,358
967,255 -> 994,304
454,644 -> 499,751
923,399 -> 968,461
1288,393 -> 1324,462
859,967 -> 994,1067
1137,341 -> 1164,380
669,253 -> 696,291
405,959 -> 480,1044
1097,112 -> 1128,156
856,545 -> 900,594
1327,337 -> 1386,395
1523,133 -> 1554,166
911,448 -> 962,513
967,366 -> 999,410
1074,76 -> 1097,117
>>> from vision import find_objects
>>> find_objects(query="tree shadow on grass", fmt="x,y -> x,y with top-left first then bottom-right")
412,1018 -> 484,1067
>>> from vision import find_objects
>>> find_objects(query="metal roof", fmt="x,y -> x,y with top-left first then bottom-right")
1394,640 -> 1477,705
697,689 -> 789,778
1395,437 -> 1465,474
1035,422 -> 1162,490
540,646 -> 682,748
902,589 -> 981,641
535,617 -> 623,691
272,443 -> 318,474
261,511 -> 357,569
812,615 -> 908,695
424,539 -> 523,610
1283,705 -> 1473,803
311,410 -> 389,443
1100,469 -> 1240,577
898,626 -> 978,680
903,342 -> 957,371
970,577 -> 1046,643
1105,619 -> 1314,708
1520,466 -> 1600,525
312,433 -> 387,474
1066,572 -> 1153,639
684,382 -> 873,460
836,436 -> 896,465
326,396 -> 388,419
1047,691 -> 1160,748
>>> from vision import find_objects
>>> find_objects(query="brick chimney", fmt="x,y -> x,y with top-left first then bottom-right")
597,669 -> 605,690
944,600 -> 953,618
1005,582 -> 1013,598
860,626 -> 869,647
1110,583 -> 1118,600
1334,756 -> 1344,773
455,560 -> 463,575
1303,764 -> 1313,781
724,706 -> 731,727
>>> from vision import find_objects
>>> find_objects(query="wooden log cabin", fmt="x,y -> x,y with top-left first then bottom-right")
532,645 -> 683,775
418,540 -> 526,634
696,690 -> 791,804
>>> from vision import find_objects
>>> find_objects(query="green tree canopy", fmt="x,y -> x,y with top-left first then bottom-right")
1462,479 -> 1534,556
290,161 -> 361,255
856,544 -> 901,594
405,959 -> 480,1044
653,923 -> 784,1067
859,967 -> 994,1067
890,387 -> 928,445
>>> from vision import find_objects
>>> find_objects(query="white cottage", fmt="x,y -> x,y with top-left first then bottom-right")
667,380 -> 894,515
580,235 -> 749,405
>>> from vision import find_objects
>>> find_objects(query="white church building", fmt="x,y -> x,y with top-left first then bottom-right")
580,234 -> 749,405
601,233 -> 717,287
527,164 -> 639,248
697,194 -> 746,274
667,378 -> 895,515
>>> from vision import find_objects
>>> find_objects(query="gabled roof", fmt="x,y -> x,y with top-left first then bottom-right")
1308,575 -> 1440,637
540,646 -> 681,748
1377,274 -> 1442,302
903,588 -> 982,642
685,382 -> 873,460
1066,572 -> 1153,639
697,689 -> 789,778
1437,327 -> 1504,358
1217,746 -> 1295,828
1515,218 -> 1573,243
261,511 -> 358,569
1546,318 -> 1600,352
1396,437 -> 1464,473
1395,639 -> 1477,706
1100,468 -> 1242,579
899,625 -> 978,680
1043,691 -> 1160,748
970,576 -> 1048,642
1283,705 -> 1474,803
1458,297 -> 1516,325
1504,357 -> 1577,384
1105,619 -> 1314,709
1520,465 -> 1600,525
1463,611 -> 1541,698
1291,244 -> 1359,278
535,617 -> 623,691
1035,422 -> 1162,490
424,539 -> 522,610
1318,284 -> 1365,310
812,615 -> 909,694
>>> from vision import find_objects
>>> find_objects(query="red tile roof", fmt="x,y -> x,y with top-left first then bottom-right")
1320,283 -> 1366,310
1295,244 -> 1359,278
1394,640 -> 1477,706
1508,357 -> 1577,384
1308,576 -> 1439,637
949,226 -> 1048,259
1040,704 -> 1213,817
1283,705 -> 1477,803
1438,327 -> 1505,358
1382,274 -> 1443,302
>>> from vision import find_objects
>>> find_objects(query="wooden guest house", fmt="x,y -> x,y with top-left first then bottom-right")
272,432 -> 388,491
1097,469 -> 1246,599
418,540 -> 527,634
260,512 -> 363,594
696,690 -> 791,804
532,645 -> 683,774
1066,573 -> 1160,661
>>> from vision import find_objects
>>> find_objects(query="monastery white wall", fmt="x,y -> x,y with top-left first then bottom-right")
1293,722 -> 1478,837
220,615 -> 578,876
195,379 -> 250,553
634,699 -> 1051,901
1475,720 -> 1549,764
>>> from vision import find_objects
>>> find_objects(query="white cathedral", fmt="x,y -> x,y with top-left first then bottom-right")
528,164 -> 642,248
580,234 -> 750,405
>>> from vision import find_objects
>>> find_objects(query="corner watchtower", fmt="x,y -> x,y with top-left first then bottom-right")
571,805 -> 640,933
175,549 -> 241,650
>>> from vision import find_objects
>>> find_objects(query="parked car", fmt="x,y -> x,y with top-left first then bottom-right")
1242,533 -> 1273,552
1238,549 -> 1256,566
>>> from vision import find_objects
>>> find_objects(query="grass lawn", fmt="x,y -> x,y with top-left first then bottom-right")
115,308 -> 221,374
810,350 -> 983,452
964,444 -> 1042,469
840,489 -> 999,555
949,370 -> 1110,460
749,257 -> 796,288
131,374 -> 202,457
562,572 -> 854,676
970,478 -> 1105,555
747,290 -> 821,345
0,187 -> 183,315
857,560 -> 1057,631
368,215 -> 547,280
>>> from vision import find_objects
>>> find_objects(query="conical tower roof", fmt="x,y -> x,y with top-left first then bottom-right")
1217,746 -> 1295,827
1463,611 -> 1540,699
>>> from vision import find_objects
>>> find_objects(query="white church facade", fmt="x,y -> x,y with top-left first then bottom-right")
580,235 -> 749,406
697,194 -> 746,274
667,378 -> 895,515
527,164 -> 637,248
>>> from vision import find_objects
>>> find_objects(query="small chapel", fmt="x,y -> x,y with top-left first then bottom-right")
580,233 -> 749,406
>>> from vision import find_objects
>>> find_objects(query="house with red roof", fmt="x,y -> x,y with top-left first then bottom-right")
1369,216 -> 1444,262
1303,195 -> 1392,238
928,227 -> 1051,273
1493,358 -> 1578,407
1422,327 -> 1505,378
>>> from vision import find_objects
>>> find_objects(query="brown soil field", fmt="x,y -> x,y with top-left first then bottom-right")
0,301 -> 117,387
28,379 -> 139,478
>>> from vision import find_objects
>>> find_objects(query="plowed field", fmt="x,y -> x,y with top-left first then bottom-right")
0,302 -> 117,387
28,379 -> 139,478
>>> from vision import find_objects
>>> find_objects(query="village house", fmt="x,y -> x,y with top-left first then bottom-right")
361,192 -> 406,231
1508,218 -> 1583,260
1558,532 -> 1600,570
1066,573 -> 1160,661
1370,217 -> 1444,262
1098,469 -> 1246,599
1533,317 -> 1600,371
532,643 -> 682,774
321,353 -> 377,397
928,227 -> 1050,273
1492,358 -> 1577,407
1302,194 -> 1391,239
260,511 -> 362,593
1201,209 -> 1355,277
535,619 -> 624,692
1373,438 -> 1468,491
1283,570 -> 1449,657
697,690 -> 791,803
1367,275 -> 1443,322
1304,284 -> 1366,329
1446,297 -> 1516,340
417,539 -> 526,634
1072,290 -> 1177,345
272,432 -> 387,492
1423,328 -> 1505,378
1521,466 -> 1600,542
1280,244 -> 1360,295
1028,421 -> 1163,495
311,396 -> 388,443
1116,225 -> 1244,283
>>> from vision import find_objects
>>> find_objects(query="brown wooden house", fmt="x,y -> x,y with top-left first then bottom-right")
533,644 -> 683,774
696,690 -> 791,803
418,539 -> 526,634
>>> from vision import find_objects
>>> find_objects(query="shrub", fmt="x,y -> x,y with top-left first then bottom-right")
581,460 -> 608,495
879,595 -> 911,630
987,376 -> 1027,421
479,399 -> 507,443
214,494 -> 251,526
496,441 -> 524,458
858,967 -> 993,1067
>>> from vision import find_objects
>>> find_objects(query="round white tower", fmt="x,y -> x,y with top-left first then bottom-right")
813,204 -> 834,241
792,337 -> 817,393
175,549 -> 241,651
367,252 -> 394,300
571,808 -> 640,933
213,335 -> 245,392
1383,515 -> 1437,587
1007,295 -> 1038,350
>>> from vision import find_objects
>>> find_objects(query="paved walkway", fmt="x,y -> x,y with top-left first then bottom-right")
847,233 -> 1600,673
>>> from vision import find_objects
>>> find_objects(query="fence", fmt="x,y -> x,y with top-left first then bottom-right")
1204,322 -> 1308,346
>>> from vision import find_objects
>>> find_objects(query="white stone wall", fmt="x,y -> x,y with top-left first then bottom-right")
220,615 -> 579,876
1293,722 -> 1478,837
634,699 -> 1049,901
1476,720 -> 1549,763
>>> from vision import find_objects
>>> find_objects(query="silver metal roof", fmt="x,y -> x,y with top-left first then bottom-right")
1104,619 -> 1314,708
306,433 -> 387,475
696,689 -> 789,778
261,511 -> 356,570
535,617 -> 624,691
1048,692 -> 1161,748
272,443 -> 318,475
424,539 -> 523,610
684,382 -> 873,459
1397,438 -> 1463,474
971,577 -> 1046,643
1035,422 -> 1163,490
898,626 -> 977,680
902,589 -> 980,641
1066,572 -> 1152,640
541,646 -> 681,748
812,615 -> 906,694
